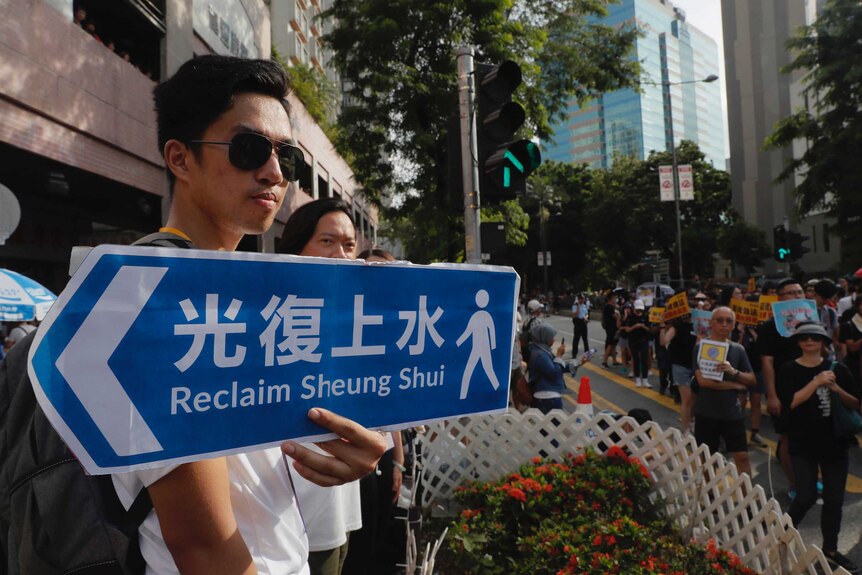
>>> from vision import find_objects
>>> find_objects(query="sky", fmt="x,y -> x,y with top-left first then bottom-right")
665,0 -> 730,157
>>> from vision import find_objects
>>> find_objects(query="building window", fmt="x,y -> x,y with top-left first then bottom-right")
823,223 -> 831,252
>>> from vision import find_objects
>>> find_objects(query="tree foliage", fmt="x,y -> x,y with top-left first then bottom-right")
272,49 -> 341,142
508,142 -> 736,291
764,0 -> 862,265
320,0 -> 640,262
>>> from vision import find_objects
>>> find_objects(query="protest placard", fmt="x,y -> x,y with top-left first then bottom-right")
29,245 -> 519,474
772,299 -> 818,337
691,309 -> 712,339
662,292 -> 690,322
697,339 -> 730,381
758,295 -> 778,322
730,298 -> 759,326
649,306 -> 665,324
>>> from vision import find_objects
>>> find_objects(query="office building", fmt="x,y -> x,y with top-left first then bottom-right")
544,0 -> 724,170
722,0 -> 839,273
0,0 -> 377,294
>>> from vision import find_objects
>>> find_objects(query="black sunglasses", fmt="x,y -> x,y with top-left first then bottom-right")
796,334 -> 825,342
189,132 -> 304,181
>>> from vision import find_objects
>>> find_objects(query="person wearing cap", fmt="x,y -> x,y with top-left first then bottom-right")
692,307 -> 756,476
571,293 -> 590,356
621,299 -> 653,388
758,277 -> 806,499
777,321 -> 861,574
519,300 -> 545,367
527,323 -> 569,414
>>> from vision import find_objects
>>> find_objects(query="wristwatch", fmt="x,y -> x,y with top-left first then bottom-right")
729,368 -> 739,380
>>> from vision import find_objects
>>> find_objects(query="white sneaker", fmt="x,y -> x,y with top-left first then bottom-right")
642,378 -> 652,389
635,378 -> 643,388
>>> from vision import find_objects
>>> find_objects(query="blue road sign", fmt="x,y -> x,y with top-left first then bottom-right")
29,245 -> 519,474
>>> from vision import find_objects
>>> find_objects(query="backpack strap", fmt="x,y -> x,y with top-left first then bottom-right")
133,232 -> 194,249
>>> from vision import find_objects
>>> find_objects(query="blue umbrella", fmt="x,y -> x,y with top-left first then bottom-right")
0,268 -> 57,321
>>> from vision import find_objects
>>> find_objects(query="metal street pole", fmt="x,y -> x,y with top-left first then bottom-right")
654,74 -> 717,289
540,202 -> 548,294
665,85 -> 684,289
457,46 -> 482,264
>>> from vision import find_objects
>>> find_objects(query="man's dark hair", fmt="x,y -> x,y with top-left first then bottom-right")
813,278 -> 837,299
277,198 -> 354,255
154,55 -> 291,187
777,278 -> 801,292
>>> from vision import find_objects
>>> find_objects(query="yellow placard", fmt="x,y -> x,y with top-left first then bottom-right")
730,298 -> 759,326
758,295 -> 778,322
663,292 -> 691,322
649,307 -> 665,324
747,277 -> 756,292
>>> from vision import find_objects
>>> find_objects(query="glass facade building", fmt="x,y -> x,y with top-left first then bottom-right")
544,0 -> 724,169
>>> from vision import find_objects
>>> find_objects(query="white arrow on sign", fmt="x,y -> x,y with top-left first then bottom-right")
56,266 -> 167,457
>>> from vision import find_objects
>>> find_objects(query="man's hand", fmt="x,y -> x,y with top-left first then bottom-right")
281,408 -> 386,487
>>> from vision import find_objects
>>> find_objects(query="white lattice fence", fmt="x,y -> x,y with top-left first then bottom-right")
418,410 -> 848,575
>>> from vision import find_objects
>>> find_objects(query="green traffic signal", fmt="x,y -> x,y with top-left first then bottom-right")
475,61 -> 542,200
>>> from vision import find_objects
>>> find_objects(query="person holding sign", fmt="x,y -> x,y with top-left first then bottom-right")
777,322 -> 861,575
110,56 -> 386,575
692,307 -> 756,476
758,278 -> 806,500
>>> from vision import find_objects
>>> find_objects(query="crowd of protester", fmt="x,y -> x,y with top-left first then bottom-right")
518,271 -> 862,573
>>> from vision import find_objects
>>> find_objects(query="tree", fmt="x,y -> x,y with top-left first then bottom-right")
320,0 -> 640,262
580,142 -> 733,285
272,49 -> 340,141
717,220 -> 772,275
765,0 -> 862,266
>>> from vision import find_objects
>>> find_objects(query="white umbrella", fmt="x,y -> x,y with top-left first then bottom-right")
0,268 -> 57,321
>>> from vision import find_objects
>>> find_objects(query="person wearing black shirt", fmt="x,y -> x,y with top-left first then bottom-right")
663,315 -> 697,431
622,299 -> 652,388
777,322 -> 861,575
838,296 -> 862,387
601,293 -> 620,368
733,320 -> 766,447
759,278 -> 805,498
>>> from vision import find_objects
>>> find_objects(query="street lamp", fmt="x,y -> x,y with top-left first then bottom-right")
644,74 -> 718,288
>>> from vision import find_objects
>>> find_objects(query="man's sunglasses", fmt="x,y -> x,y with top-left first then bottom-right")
189,132 -> 304,181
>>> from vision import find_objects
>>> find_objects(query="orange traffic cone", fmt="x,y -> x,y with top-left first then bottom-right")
575,376 -> 594,417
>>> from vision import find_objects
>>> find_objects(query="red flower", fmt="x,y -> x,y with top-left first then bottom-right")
509,488 -> 527,502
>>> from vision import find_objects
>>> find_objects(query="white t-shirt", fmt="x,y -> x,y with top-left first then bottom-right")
112,448 -> 310,575
291,444 -> 362,552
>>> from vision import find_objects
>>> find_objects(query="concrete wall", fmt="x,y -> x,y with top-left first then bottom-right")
0,0 -> 164,195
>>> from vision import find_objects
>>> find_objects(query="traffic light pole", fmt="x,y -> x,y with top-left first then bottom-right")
457,46 -> 482,264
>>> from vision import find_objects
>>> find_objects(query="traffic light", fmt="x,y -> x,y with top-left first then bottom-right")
475,61 -> 541,202
787,230 -> 811,261
773,225 -> 789,262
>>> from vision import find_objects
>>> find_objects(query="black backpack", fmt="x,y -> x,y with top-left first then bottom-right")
0,233 -> 191,574
0,332 -> 152,575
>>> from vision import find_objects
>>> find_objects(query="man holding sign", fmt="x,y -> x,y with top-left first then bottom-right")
758,278 -> 806,499
4,56 -> 387,575
693,307 -> 756,476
